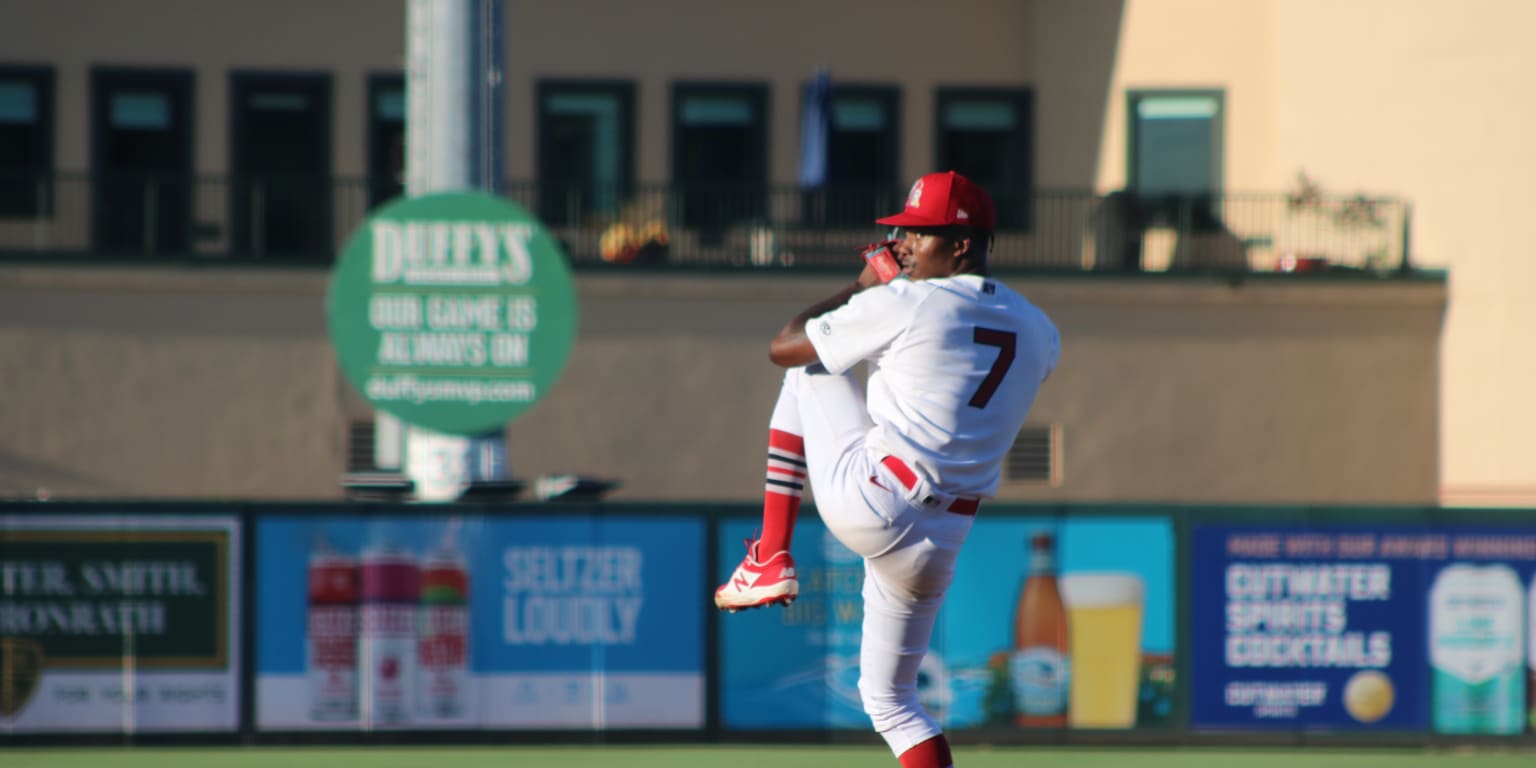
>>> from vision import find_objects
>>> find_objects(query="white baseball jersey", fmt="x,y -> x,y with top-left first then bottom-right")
807,274 -> 1059,497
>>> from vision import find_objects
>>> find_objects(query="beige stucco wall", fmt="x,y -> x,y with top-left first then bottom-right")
1096,0 -> 1282,189
0,266 -> 1443,504
1100,1 -> 1536,502
1266,1 -> 1536,505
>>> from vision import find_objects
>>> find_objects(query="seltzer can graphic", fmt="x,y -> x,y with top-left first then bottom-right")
306,548 -> 360,721
359,543 -> 419,727
417,545 -> 470,719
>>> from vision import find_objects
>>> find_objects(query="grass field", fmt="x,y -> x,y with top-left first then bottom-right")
7,746 -> 1536,768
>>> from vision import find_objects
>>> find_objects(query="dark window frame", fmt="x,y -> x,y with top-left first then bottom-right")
933,87 -> 1035,231
1126,88 -> 1225,228
0,65 -> 55,218
669,80 -> 769,237
227,69 -> 333,259
803,81 -> 902,227
669,80 -> 770,181
89,66 -> 196,255
91,66 -> 196,172
535,78 -> 636,227
366,72 -> 406,209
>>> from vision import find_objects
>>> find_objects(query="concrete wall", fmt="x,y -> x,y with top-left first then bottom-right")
0,266 -> 1444,504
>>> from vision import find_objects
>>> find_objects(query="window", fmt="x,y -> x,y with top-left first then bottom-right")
230,72 -> 332,259
671,82 -> 768,241
91,68 -> 194,254
935,88 -> 1033,230
801,82 -> 900,227
367,74 -> 405,209
1127,90 -> 1223,228
0,67 -> 53,217
536,80 -> 635,227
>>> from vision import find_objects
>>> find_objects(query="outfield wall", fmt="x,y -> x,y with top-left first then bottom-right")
2,501 -> 1532,747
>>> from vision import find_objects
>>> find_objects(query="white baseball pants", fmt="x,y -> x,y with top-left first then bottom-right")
769,365 -> 975,755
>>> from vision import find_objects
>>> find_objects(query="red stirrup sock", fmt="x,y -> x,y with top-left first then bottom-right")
757,429 -> 805,555
898,735 -> 954,768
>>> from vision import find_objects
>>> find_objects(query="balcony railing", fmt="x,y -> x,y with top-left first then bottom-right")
0,172 -> 1413,275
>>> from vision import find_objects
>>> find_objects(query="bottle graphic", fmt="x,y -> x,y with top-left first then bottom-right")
1430,563 -> 1525,734
417,519 -> 471,720
1011,531 -> 1069,727
359,532 -> 419,727
306,535 -> 359,721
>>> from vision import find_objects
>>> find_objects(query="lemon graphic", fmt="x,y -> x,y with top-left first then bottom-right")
1343,670 -> 1394,723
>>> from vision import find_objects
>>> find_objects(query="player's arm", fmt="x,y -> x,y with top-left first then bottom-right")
768,262 -> 886,368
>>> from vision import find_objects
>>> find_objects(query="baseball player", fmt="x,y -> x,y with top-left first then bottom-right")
714,170 -> 1060,768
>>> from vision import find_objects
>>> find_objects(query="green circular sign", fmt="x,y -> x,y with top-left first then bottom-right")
327,191 -> 577,435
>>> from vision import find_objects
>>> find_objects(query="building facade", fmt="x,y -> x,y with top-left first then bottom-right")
2,0 -> 1522,504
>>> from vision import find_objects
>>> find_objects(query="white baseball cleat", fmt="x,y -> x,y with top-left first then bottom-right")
715,540 -> 798,612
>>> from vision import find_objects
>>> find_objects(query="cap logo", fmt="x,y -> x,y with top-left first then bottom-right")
957,208 -> 970,222
906,179 -> 924,209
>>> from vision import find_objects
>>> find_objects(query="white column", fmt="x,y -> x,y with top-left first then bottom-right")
383,0 -> 507,502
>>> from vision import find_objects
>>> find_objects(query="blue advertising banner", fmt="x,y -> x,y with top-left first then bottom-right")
719,513 -> 1176,732
719,523 -> 871,730
1191,523 -> 1536,734
255,513 -> 704,730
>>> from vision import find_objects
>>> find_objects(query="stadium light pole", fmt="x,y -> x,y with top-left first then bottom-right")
374,0 -> 510,502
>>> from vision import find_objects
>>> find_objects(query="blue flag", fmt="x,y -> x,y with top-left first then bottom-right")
798,69 -> 832,188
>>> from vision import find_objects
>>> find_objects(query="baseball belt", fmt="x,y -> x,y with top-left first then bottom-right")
879,455 -> 980,516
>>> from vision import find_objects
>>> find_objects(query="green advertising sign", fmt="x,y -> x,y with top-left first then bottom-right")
327,192 -> 578,435
1,529 -> 230,668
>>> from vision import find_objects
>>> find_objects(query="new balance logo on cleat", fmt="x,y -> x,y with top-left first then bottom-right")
715,540 -> 799,612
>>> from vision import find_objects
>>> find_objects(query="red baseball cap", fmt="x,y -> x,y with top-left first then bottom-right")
876,170 -> 996,230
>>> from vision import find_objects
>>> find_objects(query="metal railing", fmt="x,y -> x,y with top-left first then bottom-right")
0,172 -> 1413,274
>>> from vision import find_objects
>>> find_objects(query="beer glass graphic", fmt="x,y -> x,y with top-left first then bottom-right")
1060,572 -> 1145,728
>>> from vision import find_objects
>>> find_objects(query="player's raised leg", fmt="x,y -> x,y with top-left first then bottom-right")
715,388 -> 807,611
715,363 -> 873,611
759,427 -> 806,555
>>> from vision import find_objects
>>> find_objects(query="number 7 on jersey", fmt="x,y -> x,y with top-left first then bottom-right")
969,327 -> 1016,408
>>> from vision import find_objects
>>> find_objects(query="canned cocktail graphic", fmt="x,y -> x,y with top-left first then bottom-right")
418,521 -> 470,719
306,541 -> 360,721
360,540 -> 419,726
